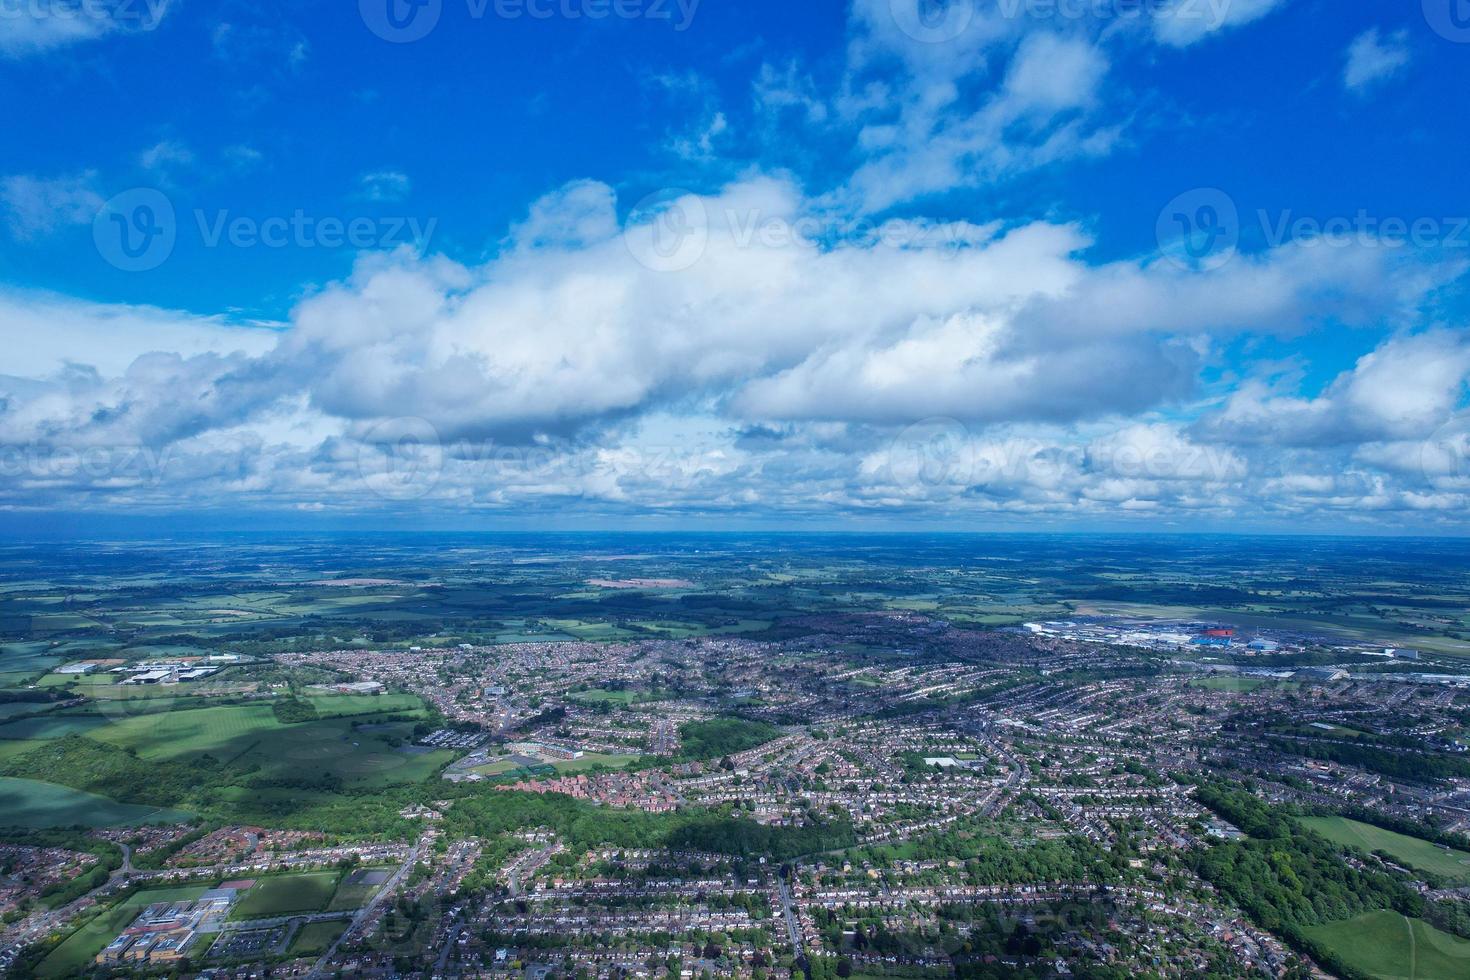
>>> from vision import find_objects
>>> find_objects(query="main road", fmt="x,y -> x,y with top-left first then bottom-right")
308,839 -> 422,979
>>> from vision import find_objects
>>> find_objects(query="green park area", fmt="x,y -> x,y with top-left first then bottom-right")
0,689 -> 454,835
327,866 -> 393,911
553,751 -> 639,773
232,871 -> 342,919
1304,911 -> 1470,980
676,717 -> 782,761
1300,817 -> 1470,885
289,920 -> 348,956
0,776 -> 190,830
567,688 -> 664,706
469,750 -> 638,780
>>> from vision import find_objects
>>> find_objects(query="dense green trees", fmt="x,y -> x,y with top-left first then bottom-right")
272,697 -> 320,723
1268,738 -> 1470,784
0,735 -> 216,809
676,718 -> 782,761
666,819 -> 855,860
444,787 -> 851,863
1193,782 -> 1424,980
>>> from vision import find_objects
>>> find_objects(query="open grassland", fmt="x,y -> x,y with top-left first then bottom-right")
553,752 -> 638,773
1301,816 -> 1470,884
470,751 -> 636,779
327,867 -> 392,911
306,692 -> 426,717
567,688 -> 654,706
37,886 -> 207,978
1304,911 -> 1470,980
0,702 -> 56,722
231,719 -> 454,787
0,714 -> 110,740
0,776 -> 189,829
89,702 -> 284,759
74,698 -> 449,786
232,871 -> 341,919
0,693 -> 451,825
289,920 -> 348,956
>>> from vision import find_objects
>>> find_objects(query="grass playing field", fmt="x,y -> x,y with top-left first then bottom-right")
1304,911 -> 1470,980
1301,816 -> 1470,885
0,776 -> 190,829
327,866 -> 392,911
289,920 -> 348,956
231,871 -> 342,919
550,752 -> 638,774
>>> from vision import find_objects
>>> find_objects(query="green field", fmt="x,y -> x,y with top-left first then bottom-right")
1305,911 -> 1470,980
1301,816 -> 1470,884
552,752 -> 638,773
468,758 -> 521,777
289,919 -> 348,956
306,692 -> 426,718
0,776 -> 190,829
89,702 -> 285,759
468,751 -> 636,779
72,699 -> 451,788
0,702 -> 56,722
327,866 -> 393,911
567,689 -> 648,706
232,871 -> 342,919
37,886 -> 207,977
677,717 -> 782,760
0,714 -> 110,740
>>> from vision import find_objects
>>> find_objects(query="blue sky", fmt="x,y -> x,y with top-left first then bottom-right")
2,0 -> 1469,531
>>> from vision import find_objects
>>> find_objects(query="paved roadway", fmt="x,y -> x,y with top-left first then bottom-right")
308,839 -> 422,978
776,879 -> 803,954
